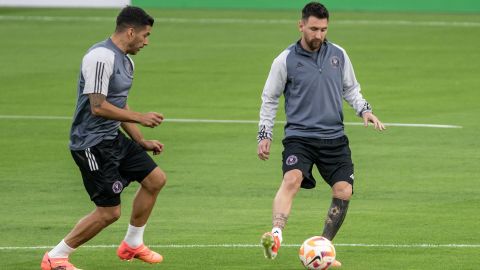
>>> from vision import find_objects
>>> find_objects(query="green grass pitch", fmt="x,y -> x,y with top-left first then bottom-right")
0,7 -> 479,270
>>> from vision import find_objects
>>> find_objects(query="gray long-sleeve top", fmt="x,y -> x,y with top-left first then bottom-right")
258,40 -> 372,142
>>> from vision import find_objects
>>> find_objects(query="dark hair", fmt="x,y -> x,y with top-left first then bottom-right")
116,6 -> 154,32
302,2 -> 329,21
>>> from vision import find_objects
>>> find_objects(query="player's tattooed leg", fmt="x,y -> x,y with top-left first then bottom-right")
322,198 -> 350,240
272,213 -> 289,230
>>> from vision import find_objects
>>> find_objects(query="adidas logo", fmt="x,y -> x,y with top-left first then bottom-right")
116,69 -> 121,74
296,62 -> 304,68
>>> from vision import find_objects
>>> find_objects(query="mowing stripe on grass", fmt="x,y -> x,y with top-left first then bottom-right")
1,15 -> 480,28
0,115 -> 462,129
1,243 -> 479,250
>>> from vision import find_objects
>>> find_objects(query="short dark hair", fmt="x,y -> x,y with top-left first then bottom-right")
302,2 -> 329,21
116,6 -> 154,32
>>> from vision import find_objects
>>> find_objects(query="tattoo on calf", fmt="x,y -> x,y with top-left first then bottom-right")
322,198 -> 350,241
272,213 -> 289,230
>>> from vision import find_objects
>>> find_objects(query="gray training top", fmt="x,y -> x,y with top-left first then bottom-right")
258,40 -> 372,141
69,38 -> 135,150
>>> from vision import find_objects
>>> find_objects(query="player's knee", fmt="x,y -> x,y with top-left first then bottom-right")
143,168 -> 167,193
106,208 -> 121,223
332,182 -> 352,200
159,169 -> 167,186
97,207 -> 121,225
282,171 -> 303,191
153,169 -> 167,190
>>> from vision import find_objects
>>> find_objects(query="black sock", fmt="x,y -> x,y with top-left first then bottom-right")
322,198 -> 350,241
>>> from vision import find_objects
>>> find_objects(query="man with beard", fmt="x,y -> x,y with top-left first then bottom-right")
41,6 -> 167,270
257,2 -> 385,266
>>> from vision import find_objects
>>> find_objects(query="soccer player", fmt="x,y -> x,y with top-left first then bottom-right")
41,6 -> 167,270
257,2 -> 386,267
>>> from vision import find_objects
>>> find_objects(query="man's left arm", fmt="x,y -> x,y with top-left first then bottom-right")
121,104 -> 164,155
341,50 -> 386,131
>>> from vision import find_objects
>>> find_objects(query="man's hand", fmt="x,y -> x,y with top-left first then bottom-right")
140,139 -> 164,155
257,139 -> 271,160
362,112 -> 386,131
139,112 -> 164,128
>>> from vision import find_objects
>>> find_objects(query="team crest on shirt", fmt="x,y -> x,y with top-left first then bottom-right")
286,155 -> 298,166
112,181 -> 123,194
330,56 -> 340,68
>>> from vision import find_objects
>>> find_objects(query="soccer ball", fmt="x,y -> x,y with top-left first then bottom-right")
299,236 -> 336,270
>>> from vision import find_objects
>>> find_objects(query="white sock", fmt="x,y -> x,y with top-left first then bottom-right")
271,227 -> 283,243
124,224 -> 146,248
48,239 -> 75,258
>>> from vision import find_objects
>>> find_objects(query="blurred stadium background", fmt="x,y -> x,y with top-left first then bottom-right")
0,0 -> 479,269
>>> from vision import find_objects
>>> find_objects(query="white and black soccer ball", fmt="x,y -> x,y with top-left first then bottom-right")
299,236 -> 336,270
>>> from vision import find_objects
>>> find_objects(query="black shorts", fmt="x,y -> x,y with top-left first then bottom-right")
71,132 -> 157,207
282,136 -> 354,189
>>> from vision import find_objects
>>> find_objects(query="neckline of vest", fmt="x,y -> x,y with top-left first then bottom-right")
106,38 -> 127,55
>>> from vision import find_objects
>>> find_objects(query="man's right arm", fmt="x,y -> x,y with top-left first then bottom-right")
257,50 -> 289,160
89,93 -> 163,128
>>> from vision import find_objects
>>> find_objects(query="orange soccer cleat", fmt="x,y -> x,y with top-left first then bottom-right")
261,232 -> 281,259
41,252 -> 82,270
331,259 -> 342,268
117,241 -> 163,264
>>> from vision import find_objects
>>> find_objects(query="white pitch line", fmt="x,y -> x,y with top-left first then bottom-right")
1,243 -> 479,250
0,115 -> 462,129
0,115 -> 71,120
0,15 -> 480,28
164,119 -> 462,129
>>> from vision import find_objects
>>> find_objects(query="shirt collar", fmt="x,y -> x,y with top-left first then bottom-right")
295,39 -> 328,57
107,38 -> 126,55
